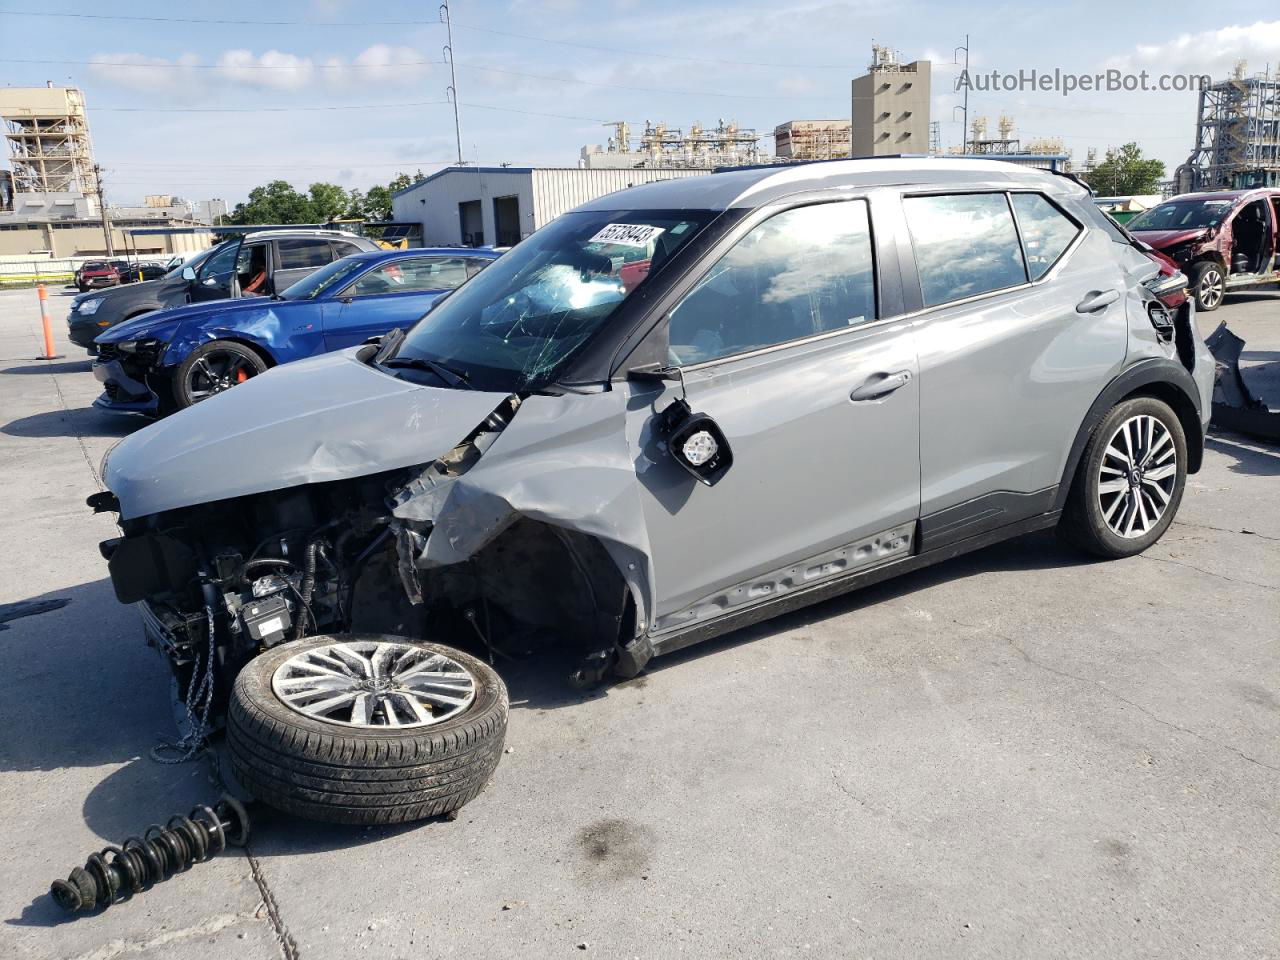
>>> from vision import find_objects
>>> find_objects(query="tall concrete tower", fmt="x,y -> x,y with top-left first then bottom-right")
851,46 -> 931,157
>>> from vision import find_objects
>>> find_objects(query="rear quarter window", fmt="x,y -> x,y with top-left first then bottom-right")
904,193 -> 1028,307
1010,193 -> 1082,280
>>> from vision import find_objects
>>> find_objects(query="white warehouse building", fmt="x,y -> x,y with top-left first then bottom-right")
391,166 -> 709,248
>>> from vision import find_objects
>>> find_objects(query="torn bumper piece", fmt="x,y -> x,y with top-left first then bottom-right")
1205,322 -> 1280,442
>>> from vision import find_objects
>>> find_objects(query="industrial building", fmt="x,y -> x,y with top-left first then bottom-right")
0,217 -> 213,259
0,85 -> 100,220
580,120 -> 766,170
851,46 -> 931,157
1177,62 -> 1280,191
774,121 -> 852,161
391,166 -> 708,247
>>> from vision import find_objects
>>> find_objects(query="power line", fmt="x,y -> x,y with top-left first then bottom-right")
454,62 -> 845,102
0,56 -> 444,70
0,9 -> 436,26
0,7 -> 857,70
95,100 -> 451,113
449,22 -> 856,70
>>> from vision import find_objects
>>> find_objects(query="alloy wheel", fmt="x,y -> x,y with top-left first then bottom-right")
1097,414 -> 1177,539
186,349 -> 259,402
1198,268 -> 1224,309
271,639 -> 477,728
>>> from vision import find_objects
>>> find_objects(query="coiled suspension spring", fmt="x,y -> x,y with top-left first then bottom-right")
50,794 -> 250,915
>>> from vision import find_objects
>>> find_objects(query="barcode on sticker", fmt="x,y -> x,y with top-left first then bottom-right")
588,223 -> 665,248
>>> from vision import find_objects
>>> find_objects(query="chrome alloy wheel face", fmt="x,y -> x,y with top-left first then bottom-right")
271,640 -> 477,728
1097,414 -> 1177,539
1199,268 -> 1224,309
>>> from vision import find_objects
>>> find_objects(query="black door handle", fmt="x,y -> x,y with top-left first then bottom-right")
850,369 -> 912,402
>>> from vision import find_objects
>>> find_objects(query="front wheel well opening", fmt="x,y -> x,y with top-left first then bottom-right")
214,337 -> 276,368
350,518 -> 633,663
1122,383 -> 1203,473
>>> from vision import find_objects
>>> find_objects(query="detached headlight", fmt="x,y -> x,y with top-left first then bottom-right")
77,298 -> 104,315
117,338 -> 161,355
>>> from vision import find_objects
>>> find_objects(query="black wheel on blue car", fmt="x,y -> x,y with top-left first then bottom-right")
173,339 -> 268,409
1059,396 -> 1187,559
226,635 -> 508,825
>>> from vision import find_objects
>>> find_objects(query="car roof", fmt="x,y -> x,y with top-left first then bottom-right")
1165,189 -> 1278,203
240,228 -> 368,241
574,158 -> 1081,214
340,247 -> 503,264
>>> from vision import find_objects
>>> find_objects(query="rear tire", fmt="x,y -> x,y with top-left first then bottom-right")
1190,261 -> 1225,312
227,635 -> 508,825
1059,396 -> 1187,558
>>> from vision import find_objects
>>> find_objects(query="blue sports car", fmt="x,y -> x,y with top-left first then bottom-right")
92,247 -> 502,415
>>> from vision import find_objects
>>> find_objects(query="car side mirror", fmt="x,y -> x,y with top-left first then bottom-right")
182,266 -> 196,281
656,397 -> 733,487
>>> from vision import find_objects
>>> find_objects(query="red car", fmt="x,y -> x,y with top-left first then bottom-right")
1126,189 -> 1280,311
75,260 -> 121,292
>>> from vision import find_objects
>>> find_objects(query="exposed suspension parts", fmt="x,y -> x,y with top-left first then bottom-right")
49,795 -> 250,915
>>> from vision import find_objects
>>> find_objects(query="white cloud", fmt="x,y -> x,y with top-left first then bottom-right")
89,45 -> 433,95
1106,20 -> 1280,77
88,53 -> 201,92
218,49 -> 315,91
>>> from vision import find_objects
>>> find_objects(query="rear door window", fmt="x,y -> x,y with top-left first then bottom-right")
666,200 -> 877,365
1011,193 -> 1081,279
904,193 -> 1028,307
346,258 -> 471,297
277,238 -> 334,270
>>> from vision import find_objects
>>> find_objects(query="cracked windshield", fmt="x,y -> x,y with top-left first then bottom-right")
395,208 -> 713,391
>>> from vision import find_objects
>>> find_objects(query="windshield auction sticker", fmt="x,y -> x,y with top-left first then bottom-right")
588,223 -> 666,247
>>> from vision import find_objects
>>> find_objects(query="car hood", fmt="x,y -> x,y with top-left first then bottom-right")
95,296 -> 296,343
73,275 -> 180,308
104,349 -> 510,520
1128,227 -> 1209,250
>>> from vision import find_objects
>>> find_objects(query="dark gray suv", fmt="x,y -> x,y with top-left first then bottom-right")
67,229 -> 379,352
94,159 -> 1212,824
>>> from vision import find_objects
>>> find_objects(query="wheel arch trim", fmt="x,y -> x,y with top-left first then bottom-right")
1054,358 -> 1204,512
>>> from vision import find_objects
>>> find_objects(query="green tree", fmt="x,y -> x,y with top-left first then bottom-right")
344,188 -> 367,219
227,180 -> 314,225
306,182 -> 350,223
1084,143 -> 1166,196
365,170 -> 426,221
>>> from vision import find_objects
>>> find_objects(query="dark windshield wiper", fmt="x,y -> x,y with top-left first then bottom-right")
381,355 -> 473,389
372,327 -> 405,364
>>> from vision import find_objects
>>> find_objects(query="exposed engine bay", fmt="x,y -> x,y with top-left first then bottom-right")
94,393 -> 639,730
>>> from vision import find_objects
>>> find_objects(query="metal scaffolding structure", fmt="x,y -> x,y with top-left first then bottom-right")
1178,62 -> 1280,191
583,119 -> 766,169
0,87 -> 97,198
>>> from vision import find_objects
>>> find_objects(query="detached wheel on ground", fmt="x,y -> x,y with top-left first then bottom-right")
1059,396 -> 1187,559
227,635 -> 508,825
173,339 -> 267,409
1189,261 -> 1225,312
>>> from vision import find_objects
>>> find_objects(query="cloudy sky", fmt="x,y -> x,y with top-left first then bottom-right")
1,1 -> 1277,205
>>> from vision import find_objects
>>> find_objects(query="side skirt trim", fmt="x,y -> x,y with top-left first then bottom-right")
650,510 -> 1061,657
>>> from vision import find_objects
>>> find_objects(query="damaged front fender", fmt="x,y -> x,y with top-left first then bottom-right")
390,389 -> 657,637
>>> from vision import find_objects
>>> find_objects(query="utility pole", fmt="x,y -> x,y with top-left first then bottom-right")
440,0 -> 463,165
954,34 -> 970,153
92,163 -> 115,256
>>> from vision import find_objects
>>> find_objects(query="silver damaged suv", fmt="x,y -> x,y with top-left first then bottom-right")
94,159 -> 1213,823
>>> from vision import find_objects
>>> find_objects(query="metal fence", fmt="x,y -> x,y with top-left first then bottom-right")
0,258 -> 84,286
